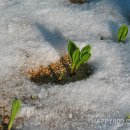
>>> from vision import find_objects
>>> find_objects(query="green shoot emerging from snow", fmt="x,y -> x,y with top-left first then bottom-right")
126,114 -> 130,120
8,99 -> 21,130
118,24 -> 128,43
68,40 -> 91,75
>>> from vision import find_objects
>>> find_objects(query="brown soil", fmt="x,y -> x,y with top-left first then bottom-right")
69,0 -> 85,4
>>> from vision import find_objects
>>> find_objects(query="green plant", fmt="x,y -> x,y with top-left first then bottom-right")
8,99 -> 21,130
126,114 -> 130,120
118,24 -> 128,43
68,40 -> 91,75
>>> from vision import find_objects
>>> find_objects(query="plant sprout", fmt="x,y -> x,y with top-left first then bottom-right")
118,24 -> 128,43
8,99 -> 21,130
68,40 -> 91,75
126,114 -> 130,120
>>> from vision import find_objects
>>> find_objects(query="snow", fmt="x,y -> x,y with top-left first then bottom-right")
0,0 -> 130,130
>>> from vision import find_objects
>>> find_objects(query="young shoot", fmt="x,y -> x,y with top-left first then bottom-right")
68,40 -> 91,75
118,24 -> 128,43
126,114 -> 130,120
8,99 -> 21,130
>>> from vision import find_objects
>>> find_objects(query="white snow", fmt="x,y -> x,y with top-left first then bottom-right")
0,0 -> 130,130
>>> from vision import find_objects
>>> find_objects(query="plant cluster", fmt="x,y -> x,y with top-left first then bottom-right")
27,41 -> 92,80
68,41 -> 91,75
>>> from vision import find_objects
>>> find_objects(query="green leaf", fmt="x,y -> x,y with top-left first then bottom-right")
76,52 -> 91,69
72,48 -> 80,65
126,114 -> 130,120
118,25 -> 128,43
8,99 -> 21,130
81,45 -> 91,58
68,40 -> 78,60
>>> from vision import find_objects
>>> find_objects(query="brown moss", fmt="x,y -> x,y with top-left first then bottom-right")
26,54 -> 71,80
26,54 -> 94,85
26,66 -> 51,79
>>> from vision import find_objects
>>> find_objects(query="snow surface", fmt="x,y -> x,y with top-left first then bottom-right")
0,0 -> 130,130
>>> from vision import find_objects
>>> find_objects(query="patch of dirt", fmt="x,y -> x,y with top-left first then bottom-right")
69,0 -> 85,4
